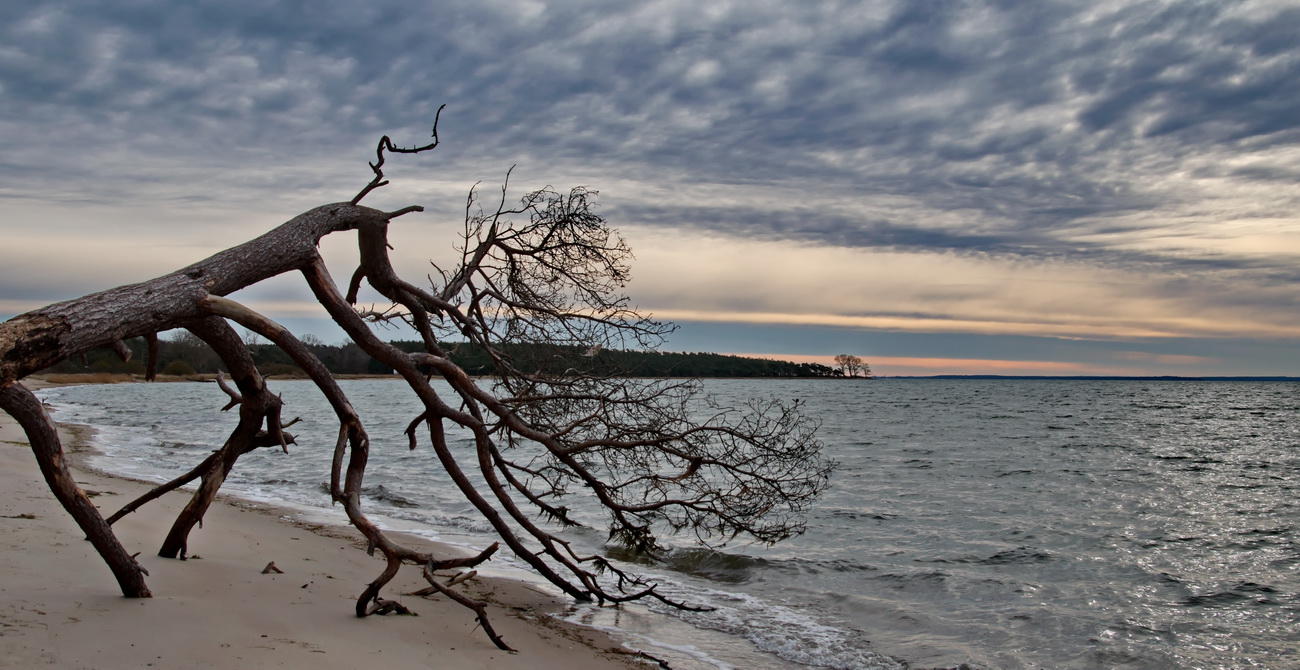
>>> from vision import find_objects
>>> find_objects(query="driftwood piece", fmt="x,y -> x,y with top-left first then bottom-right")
0,117 -> 832,652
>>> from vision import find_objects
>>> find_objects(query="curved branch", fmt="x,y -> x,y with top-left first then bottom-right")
0,383 -> 152,596
213,369 -> 242,411
198,292 -> 513,621
419,561 -> 513,651
351,104 -> 445,205
157,316 -> 285,559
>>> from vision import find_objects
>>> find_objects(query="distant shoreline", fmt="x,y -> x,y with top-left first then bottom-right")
884,375 -> 1300,381
30,372 -> 1298,385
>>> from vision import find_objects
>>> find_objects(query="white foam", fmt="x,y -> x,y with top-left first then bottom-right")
638,580 -> 905,670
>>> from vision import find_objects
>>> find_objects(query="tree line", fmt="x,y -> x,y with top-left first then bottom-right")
41,332 -> 852,378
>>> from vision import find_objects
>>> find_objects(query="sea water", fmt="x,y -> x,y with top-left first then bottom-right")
36,379 -> 1300,669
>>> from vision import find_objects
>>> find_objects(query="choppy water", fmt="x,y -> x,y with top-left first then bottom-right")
37,379 -> 1300,669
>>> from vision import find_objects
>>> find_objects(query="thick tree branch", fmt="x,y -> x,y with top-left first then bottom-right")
0,204 -> 394,386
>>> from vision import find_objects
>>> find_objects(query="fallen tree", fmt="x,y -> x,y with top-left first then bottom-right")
0,112 -> 833,650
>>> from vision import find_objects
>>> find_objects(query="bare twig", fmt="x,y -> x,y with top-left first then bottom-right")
350,104 -> 446,205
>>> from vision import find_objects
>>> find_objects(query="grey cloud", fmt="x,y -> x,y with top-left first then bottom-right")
621,203 -> 1029,255
1072,4 -> 1300,143
620,198 -> 1300,292
2,0 -> 1298,276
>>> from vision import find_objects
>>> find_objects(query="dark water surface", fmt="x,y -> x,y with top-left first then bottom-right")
40,379 -> 1300,669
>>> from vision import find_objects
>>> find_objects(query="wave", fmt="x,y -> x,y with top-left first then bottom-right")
826,508 -> 899,521
917,546 -> 1053,566
637,583 -> 905,670
661,547 -> 772,584
1178,582 -> 1281,608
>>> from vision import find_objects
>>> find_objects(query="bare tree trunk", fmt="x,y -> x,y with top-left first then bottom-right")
144,333 -> 159,382
0,383 -> 151,597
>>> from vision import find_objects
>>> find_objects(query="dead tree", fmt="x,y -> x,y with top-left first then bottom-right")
834,354 -> 868,377
0,111 -> 833,650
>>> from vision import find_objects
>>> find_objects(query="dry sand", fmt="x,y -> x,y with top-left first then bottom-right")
0,382 -> 645,669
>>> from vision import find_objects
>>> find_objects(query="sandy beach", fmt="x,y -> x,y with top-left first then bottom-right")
0,382 -> 642,669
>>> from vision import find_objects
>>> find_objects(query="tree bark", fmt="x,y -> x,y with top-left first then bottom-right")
0,204 -> 394,387
0,383 -> 151,597
144,332 -> 159,381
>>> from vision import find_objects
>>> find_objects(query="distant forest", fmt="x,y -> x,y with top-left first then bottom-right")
42,334 -> 842,379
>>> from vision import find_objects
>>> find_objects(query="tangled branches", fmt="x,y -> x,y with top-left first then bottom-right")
0,117 -> 833,651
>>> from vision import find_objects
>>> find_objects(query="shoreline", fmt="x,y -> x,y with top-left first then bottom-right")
31,372 -> 869,385
0,381 -> 644,669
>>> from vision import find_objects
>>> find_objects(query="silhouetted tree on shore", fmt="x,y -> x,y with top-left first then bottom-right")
834,354 -> 870,377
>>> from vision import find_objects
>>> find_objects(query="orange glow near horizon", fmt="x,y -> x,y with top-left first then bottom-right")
733,353 -> 1139,377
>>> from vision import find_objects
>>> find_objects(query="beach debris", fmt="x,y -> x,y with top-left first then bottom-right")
446,570 -> 477,587
261,561 -> 284,574
407,569 -> 478,596
366,597 -> 416,616
612,648 -> 673,669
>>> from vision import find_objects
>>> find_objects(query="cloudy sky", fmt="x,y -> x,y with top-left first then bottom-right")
3,0 -> 1299,376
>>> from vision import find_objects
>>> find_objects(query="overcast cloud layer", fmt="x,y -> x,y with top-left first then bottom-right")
2,0 -> 1298,375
